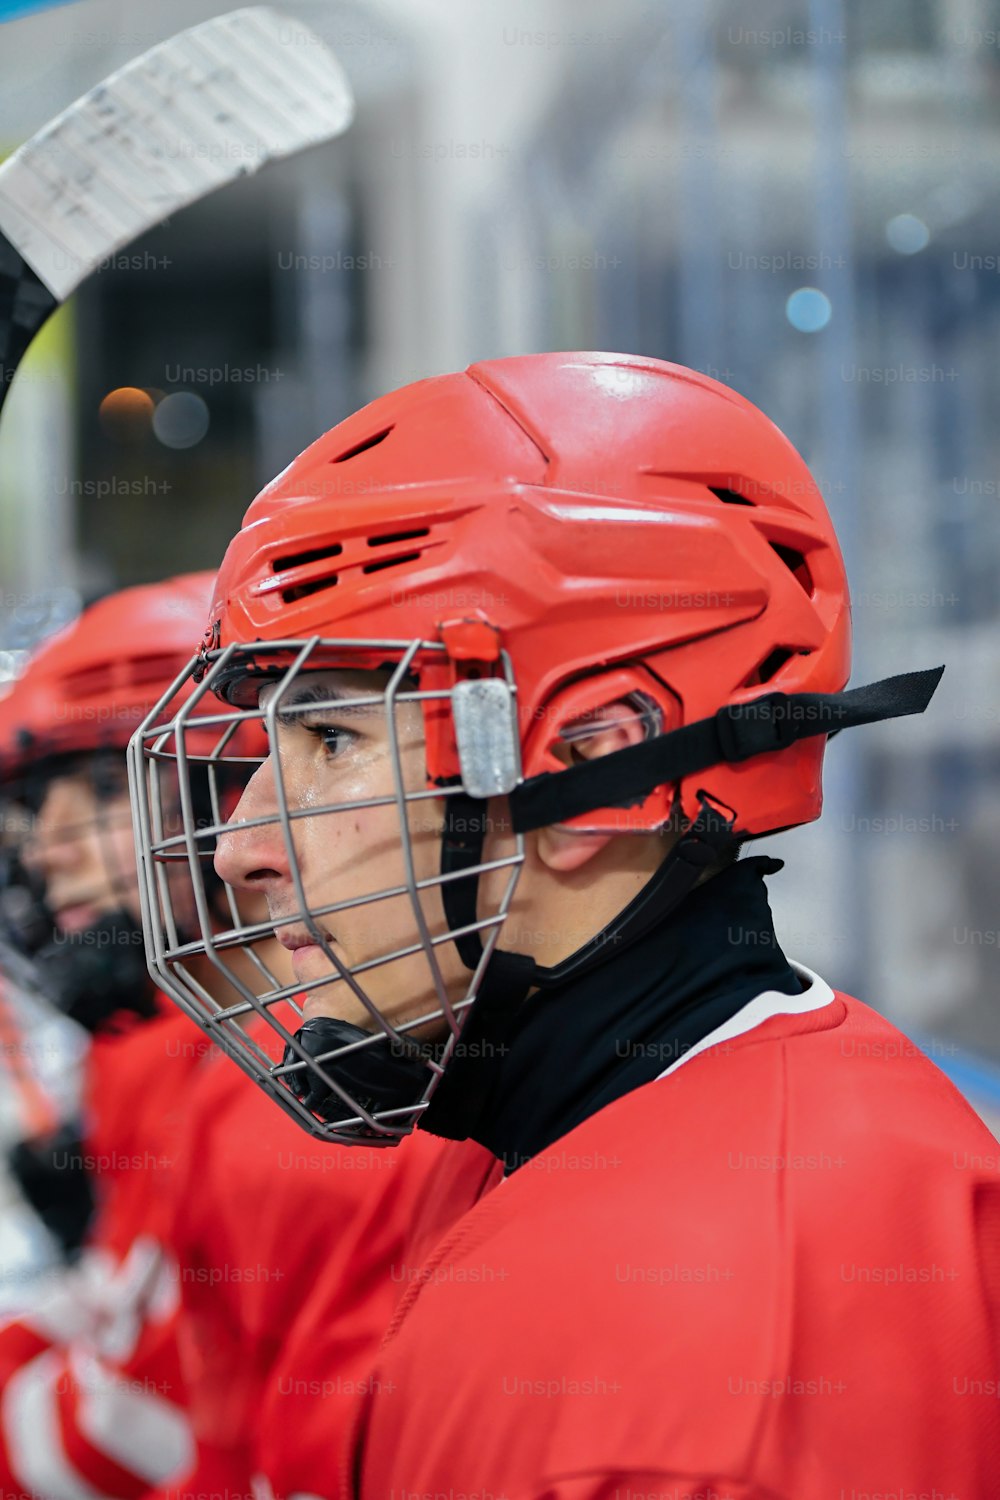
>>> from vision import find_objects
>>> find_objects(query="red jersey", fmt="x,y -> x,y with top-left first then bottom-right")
0,1003 -> 208,1498
0,990 -> 498,1498
251,1134 -> 503,1497
350,967 -> 1000,1500
161,1025 -> 502,1495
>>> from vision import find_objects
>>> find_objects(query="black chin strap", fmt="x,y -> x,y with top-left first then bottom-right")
508,666 -> 944,834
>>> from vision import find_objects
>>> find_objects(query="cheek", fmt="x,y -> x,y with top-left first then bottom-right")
95,820 -> 140,903
37,790 -> 84,854
108,823 -> 139,877
311,801 -> 404,881
45,826 -> 110,903
293,749 -> 403,876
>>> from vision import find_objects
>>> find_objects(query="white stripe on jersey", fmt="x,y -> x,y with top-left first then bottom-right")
2,1349 -> 105,1500
72,1346 -> 193,1482
655,961 -> 837,1081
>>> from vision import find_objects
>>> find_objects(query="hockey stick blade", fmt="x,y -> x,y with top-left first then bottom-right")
0,6 -> 354,410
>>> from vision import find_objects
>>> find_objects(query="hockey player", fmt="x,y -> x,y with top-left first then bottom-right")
0,576 -> 225,1495
0,576 -> 328,1494
130,352 -> 1000,1496
0,579 -> 499,1497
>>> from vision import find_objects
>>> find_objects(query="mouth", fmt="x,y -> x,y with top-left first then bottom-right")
275,926 -> 341,991
51,901 -> 102,935
289,944 -> 327,985
275,925 -> 335,956
273,927 -> 347,1020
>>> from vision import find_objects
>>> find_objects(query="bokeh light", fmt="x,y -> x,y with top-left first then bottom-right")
886,214 -> 930,254
152,391 -> 211,449
785,287 -> 832,333
98,386 -> 154,443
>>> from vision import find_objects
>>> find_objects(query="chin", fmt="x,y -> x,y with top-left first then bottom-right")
299,991 -> 347,1024
296,974 -> 377,1032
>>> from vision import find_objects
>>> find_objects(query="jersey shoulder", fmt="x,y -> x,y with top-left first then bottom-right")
365,983 -> 1000,1491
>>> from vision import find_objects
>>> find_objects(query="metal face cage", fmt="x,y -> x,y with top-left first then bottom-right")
127,635 -> 525,1146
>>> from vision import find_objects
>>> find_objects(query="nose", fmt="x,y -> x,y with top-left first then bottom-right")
214,756 -> 292,893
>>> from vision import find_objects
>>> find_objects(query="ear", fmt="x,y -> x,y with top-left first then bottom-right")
536,699 -> 650,873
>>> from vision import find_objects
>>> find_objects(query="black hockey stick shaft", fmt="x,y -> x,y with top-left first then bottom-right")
0,234 -> 57,415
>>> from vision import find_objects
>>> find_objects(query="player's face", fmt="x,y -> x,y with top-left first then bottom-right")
214,669 -> 471,1036
22,764 -> 139,933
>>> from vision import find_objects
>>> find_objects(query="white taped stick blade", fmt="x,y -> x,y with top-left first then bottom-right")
452,678 -> 521,799
0,6 -> 354,300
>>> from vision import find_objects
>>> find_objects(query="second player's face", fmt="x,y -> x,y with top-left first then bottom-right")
214,668 -> 473,1037
23,765 -> 140,933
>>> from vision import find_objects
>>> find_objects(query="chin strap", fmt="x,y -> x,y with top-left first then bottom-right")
507,666 -> 944,833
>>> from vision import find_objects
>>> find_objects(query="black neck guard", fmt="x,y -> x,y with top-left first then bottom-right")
422,853 -> 801,1170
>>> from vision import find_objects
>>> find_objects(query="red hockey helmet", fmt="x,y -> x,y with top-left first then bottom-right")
209,351 -> 856,836
0,572 -> 216,778
0,572 -> 240,1030
130,354 -> 941,1145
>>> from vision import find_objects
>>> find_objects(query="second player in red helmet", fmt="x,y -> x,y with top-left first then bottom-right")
0,576 -> 218,1497
0,574 -> 216,1031
0,576 -> 496,1495
130,354 -> 997,1496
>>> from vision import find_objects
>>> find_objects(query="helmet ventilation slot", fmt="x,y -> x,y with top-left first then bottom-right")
708,485 -> 755,506
281,575 -> 340,603
367,528 -> 430,547
273,542 -> 343,572
768,541 -> 814,596
331,426 -> 394,463
69,655 -> 185,697
274,530 -> 434,601
362,551 -> 423,575
741,646 -> 805,688
273,542 -> 344,604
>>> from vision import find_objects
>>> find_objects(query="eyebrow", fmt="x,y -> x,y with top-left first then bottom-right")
263,681 -> 385,724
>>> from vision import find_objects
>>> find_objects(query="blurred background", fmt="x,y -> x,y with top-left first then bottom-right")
0,0 -> 998,1140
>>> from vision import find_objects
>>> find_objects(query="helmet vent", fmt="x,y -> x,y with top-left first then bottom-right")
272,530 -> 433,601
708,485 -> 755,506
742,646 -> 801,688
282,576 -> 340,603
769,542 -> 814,596
367,528 -> 430,548
332,426 -> 394,463
68,656 -> 187,698
362,551 -> 423,575
273,542 -> 343,572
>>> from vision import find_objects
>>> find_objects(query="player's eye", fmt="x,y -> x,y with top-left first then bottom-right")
304,721 -> 358,759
